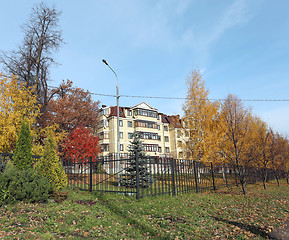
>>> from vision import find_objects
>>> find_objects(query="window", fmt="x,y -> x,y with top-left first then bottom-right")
135,120 -> 158,129
158,147 -> 162,153
120,144 -> 124,151
134,108 -> 157,118
119,120 -> 123,127
158,136 -> 161,141
101,144 -> 109,152
119,132 -> 123,139
164,126 -> 168,131
137,131 -> 159,140
178,141 -> 182,148
127,110 -> 132,116
158,125 -> 160,130
99,108 -> 109,116
165,136 -> 169,142
98,132 -> 109,140
98,119 -> 108,128
127,121 -> 133,127
128,133 -> 133,139
165,147 -> 170,153
177,130 -> 181,138
143,144 -> 159,152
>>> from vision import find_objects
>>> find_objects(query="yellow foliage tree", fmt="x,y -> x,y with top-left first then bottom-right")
32,124 -> 67,156
218,94 -> 254,194
0,74 -> 40,153
182,69 -> 220,162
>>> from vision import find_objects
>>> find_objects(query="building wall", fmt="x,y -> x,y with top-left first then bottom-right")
98,102 -> 183,158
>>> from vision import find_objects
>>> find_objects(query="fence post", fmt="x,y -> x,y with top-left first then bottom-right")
135,151 -> 140,199
170,158 -> 176,196
88,156 -> 93,193
193,161 -> 199,193
211,162 -> 216,191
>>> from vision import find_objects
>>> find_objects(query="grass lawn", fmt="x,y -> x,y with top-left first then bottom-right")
0,180 -> 288,239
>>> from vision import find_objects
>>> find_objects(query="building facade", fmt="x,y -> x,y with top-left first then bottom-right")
97,102 -> 186,159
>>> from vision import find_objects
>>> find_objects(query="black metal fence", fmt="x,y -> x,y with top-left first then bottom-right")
63,154 -> 286,199
1,152 -> 287,199
0,153 -> 41,173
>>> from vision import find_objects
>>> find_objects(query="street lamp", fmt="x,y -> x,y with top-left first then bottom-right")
102,59 -> 120,180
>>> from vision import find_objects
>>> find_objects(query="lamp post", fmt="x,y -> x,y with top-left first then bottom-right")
102,59 -> 121,182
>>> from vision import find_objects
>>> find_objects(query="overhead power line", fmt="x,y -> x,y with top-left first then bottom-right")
92,93 -> 289,102
48,85 -> 289,102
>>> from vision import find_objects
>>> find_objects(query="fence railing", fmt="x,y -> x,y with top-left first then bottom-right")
0,153 -> 41,172
1,152 -> 287,199
62,154 -> 288,199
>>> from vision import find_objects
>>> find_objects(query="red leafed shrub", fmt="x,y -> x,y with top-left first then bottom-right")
64,126 -> 101,162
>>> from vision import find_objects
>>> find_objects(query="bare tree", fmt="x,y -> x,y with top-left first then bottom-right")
0,2 -> 63,120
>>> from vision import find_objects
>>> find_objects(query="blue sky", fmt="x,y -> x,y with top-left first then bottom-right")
1,0 -> 289,135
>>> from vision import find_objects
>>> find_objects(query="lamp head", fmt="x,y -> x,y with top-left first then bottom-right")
102,59 -> 108,65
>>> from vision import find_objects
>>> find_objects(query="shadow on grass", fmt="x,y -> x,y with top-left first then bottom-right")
97,193 -> 169,239
212,216 -> 275,239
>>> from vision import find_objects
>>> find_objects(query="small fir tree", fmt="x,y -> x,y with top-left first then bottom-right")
13,121 -> 33,170
35,130 -> 67,190
120,132 -> 153,188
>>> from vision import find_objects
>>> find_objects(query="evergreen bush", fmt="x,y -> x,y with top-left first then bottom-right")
13,121 -> 33,170
35,130 -> 67,191
120,132 -> 153,188
0,163 -> 53,206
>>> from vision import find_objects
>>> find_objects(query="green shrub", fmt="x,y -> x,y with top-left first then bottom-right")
35,130 -> 67,191
13,121 -> 33,170
0,163 -> 53,206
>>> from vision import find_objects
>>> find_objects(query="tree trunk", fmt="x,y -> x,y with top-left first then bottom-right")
276,174 -> 280,187
263,169 -> 267,190
240,179 -> 246,195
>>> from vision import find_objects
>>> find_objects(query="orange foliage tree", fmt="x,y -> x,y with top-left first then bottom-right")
44,80 -> 100,132
218,94 -> 253,194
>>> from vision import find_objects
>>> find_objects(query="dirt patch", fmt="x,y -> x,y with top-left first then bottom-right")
269,221 -> 289,240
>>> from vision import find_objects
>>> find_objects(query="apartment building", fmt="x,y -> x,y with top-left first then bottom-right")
97,102 -> 185,159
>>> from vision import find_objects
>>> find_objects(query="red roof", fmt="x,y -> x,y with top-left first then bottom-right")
161,114 -> 170,124
109,106 -> 126,118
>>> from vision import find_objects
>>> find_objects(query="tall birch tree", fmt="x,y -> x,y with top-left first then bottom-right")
182,69 -> 220,162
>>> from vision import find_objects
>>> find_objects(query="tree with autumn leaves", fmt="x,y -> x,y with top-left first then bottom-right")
217,95 -> 254,194
63,126 -> 101,163
0,74 -> 40,153
182,69 -> 289,194
44,80 -> 100,132
182,69 -> 220,162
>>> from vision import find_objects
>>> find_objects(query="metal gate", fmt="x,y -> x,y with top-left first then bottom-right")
63,154 -> 218,198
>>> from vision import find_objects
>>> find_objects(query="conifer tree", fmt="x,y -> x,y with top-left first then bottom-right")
35,130 -> 67,190
13,121 -> 32,170
120,132 -> 153,188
